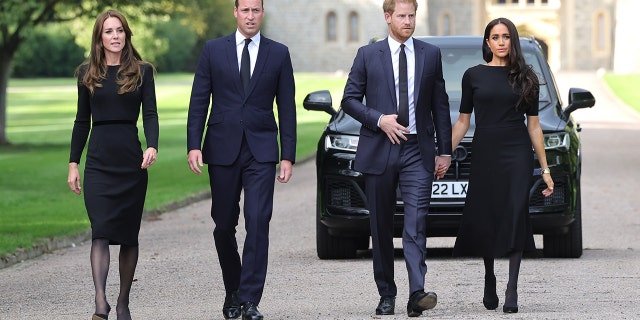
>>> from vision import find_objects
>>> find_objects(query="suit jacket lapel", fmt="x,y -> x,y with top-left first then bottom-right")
413,38 -> 425,104
379,38 -> 397,109
225,34 -> 244,95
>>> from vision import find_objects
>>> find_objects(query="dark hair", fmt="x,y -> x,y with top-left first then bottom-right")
76,9 -> 152,95
482,17 -> 539,112
235,0 -> 264,8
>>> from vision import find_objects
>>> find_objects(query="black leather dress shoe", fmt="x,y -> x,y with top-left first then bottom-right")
241,302 -> 263,320
222,291 -> 241,319
407,290 -> 437,317
375,296 -> 395,315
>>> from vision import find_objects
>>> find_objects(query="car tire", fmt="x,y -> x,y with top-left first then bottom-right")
316,215 -> 358,259
543,190 -> 583,258
356,236 -> 370,250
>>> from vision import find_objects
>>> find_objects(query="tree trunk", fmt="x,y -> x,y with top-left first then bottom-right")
0,50 -> 11,145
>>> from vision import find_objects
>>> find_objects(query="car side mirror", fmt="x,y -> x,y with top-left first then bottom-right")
303,90 -> 336,116
563,88 -> 595,120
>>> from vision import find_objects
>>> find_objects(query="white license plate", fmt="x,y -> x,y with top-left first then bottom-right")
432,181 -> 468,198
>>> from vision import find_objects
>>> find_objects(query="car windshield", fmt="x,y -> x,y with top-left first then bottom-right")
440,47 -> 550,106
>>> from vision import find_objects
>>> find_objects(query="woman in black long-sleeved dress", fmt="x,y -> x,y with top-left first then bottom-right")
447,18 -> 554,314
67,10 -> 158,320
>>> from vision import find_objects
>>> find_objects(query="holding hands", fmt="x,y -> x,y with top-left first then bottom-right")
434,156 -> 451,180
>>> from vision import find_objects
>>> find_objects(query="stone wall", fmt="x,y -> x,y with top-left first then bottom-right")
264,0 -> 428,72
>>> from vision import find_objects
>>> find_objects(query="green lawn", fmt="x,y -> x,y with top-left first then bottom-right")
603,73 -> 640,113
0,72 -> 346,256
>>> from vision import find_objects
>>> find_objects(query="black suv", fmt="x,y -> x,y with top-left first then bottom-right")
303,36 -> 595,259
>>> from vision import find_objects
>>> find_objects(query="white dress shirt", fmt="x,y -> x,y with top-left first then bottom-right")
235,31 -> 260,77
388,37 -> 416,134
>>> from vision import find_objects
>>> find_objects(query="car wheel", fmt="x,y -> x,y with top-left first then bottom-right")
356,236 -> 370,250
543,189 -> 583,258
316,215 -> 358,259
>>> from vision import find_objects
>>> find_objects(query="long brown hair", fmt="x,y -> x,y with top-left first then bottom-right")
482,18 -> 539,112
76,9 -> 150,95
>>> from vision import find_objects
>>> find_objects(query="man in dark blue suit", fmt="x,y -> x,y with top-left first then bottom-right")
341,0 -> 452,317
186,0 -> 296,319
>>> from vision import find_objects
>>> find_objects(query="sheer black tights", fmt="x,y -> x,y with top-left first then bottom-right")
482,257 -> 498,309
482,251 -> 522,310
90,239 -> 138,320
505,251 -> 522,308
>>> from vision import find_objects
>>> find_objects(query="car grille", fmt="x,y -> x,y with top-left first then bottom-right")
445,142 -> 472,180
529,177 -> 567,207
326,179 -> 366,209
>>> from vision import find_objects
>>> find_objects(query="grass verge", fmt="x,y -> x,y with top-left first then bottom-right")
603,73 -> 640,113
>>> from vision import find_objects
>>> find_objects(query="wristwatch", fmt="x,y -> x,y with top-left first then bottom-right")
541,168 -> 551,174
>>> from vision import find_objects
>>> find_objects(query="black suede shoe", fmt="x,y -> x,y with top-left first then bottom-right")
407,290 -> 437,317
375,296 -> 396,315
241,302 -> 263,320
483,274 -> 499,310
222,291 -> 241,319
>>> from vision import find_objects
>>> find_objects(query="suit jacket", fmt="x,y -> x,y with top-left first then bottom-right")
187,33 -> 296,165
341,37 -> 452,175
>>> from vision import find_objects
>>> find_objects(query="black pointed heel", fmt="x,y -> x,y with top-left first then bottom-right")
92,304 -> 110,320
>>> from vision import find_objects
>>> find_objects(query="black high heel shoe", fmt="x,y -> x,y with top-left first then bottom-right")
92,304 -> 111,320
483,274 -> 499,310
503,305 -> 518,313
503,289 -> 518,313
483,296 -> 499,310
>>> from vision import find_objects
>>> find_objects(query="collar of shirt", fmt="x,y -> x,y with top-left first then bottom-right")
387,37 -> 414,56
235,31 -> 260,73
235,30 -> 261,48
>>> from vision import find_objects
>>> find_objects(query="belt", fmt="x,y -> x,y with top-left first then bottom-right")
92,120 -> 136,126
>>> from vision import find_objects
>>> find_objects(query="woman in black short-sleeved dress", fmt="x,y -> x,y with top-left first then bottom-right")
67,10 -> 158,320
448,18 -> 554,314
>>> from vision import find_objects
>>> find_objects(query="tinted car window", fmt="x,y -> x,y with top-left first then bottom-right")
440,48 -> 550,104
440,48 -> 483,100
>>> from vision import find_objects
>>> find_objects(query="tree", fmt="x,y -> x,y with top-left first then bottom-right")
0,0 -> 236,145
0,1 -> 120,145
12,25 -> 85,77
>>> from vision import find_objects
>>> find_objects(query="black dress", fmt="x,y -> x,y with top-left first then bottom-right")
452,64 -> 537,258
70,64 -> 158,246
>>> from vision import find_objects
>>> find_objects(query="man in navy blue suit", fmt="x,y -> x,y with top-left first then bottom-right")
341,0 -> 452,317
186,0 -> 296,319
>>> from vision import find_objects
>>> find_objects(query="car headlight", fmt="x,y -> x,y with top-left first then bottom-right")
544,132 -> 570,151
325,134 -> 359,152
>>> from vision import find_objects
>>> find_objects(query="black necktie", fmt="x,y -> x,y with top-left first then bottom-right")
397,43 -> 409,127
241,38 -> 252,92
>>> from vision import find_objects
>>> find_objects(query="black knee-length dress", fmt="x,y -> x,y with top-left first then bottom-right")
452,64 -> 537,258
69,64 -> 158,246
